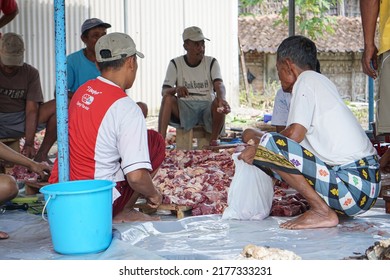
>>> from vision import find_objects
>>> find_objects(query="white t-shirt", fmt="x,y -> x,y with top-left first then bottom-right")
272,88 -> 292,127
163,55 -> 222,101
288,71 -> 376,165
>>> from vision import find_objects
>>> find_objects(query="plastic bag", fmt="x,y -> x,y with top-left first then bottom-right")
222,153 -> 274,220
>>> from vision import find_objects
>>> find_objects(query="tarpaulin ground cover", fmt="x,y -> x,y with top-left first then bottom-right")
0,199 -> 389,260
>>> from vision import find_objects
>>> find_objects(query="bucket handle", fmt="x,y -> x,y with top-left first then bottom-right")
41,195 -> 53,221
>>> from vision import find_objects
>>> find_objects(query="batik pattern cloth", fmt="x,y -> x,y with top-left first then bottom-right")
254,132 -> 380,216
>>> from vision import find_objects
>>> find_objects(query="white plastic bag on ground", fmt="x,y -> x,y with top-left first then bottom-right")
222,153 -> 274,220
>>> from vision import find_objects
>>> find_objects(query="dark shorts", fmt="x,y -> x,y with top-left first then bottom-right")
112,181 -> 135,217
0,111 -> 46,138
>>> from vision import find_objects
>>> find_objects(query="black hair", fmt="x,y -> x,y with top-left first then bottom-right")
316,59 -> 321,73
96,53 -> 133,72
277,35 -> 317,71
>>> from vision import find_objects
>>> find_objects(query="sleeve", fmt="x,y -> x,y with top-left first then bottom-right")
287,78 -> 315,130
26,67 -> 44,103
210,58 -> 223,81
162,60 -> 177,88
116,101 -> 152,175
1,0 -> 18,14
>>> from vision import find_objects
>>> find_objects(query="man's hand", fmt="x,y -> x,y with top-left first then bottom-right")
146,191 -> 162,209
22,144 -> 36,159
29,161 -> 52,182
175,86 -> 189,98
361,44 -> 378,79
237,145 -> 257,165
216,99 -> 231,114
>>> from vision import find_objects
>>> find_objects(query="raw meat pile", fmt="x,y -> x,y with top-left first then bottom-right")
7,165 -> 40,182
153,149 -> 309,217
153,149 -> 235,215
270,192 -> 310,217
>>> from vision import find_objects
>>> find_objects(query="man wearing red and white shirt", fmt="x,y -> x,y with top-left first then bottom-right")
49,33 -> 164,223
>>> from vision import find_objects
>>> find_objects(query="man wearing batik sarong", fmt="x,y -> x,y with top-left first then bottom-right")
239,35 -> 380,230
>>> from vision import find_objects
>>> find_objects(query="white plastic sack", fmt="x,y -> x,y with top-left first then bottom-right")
222,153 -> 274,220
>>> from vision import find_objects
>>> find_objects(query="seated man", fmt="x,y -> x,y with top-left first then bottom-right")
239,35 -> 380,230
0,32 -> 57,163
49,32 -> 164,223
158,26 -> 231,145
67,18 -> 111,98
0,141 -> 51,239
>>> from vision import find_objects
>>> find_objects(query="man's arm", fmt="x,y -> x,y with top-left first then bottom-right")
126,169 -> 162,209
0,142 -> 51,179
161,86 -> 175,96
280,123 -> 307,143
23,100 -> 40,158
0,1 -> 18,29
213,80 -> 230,113
360,0 -> 380,78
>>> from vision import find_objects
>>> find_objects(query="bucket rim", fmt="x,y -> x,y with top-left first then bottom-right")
40,179 -> 115,195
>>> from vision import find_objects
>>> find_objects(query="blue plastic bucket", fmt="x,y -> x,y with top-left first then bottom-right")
40,179 -> 115,255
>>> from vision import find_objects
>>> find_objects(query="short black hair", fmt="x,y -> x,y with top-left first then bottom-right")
96,56 -> 128,72
277,35 -> 317,71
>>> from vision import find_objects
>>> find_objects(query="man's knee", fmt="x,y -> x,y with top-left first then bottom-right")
242,128 -> 263,143
161,94 -> 175,105
0,175 -> 18,203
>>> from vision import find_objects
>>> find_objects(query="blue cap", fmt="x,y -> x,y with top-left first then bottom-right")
81,18 -> 111,34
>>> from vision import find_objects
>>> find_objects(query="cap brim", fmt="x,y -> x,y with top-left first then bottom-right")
101,23 -> 112,29
0,54 -> 24,66
185,36 -> 210,42
82,22 -> 112,34
136,51 -> 144,58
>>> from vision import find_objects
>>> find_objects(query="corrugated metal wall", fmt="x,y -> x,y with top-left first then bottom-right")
2,0 -> 238,115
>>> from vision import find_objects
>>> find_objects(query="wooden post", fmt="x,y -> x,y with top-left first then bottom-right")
238,37 -> 252,107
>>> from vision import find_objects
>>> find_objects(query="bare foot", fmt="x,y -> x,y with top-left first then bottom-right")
280,209 -> 339,230
113,208 -> 160,224
0,231 -> 9,239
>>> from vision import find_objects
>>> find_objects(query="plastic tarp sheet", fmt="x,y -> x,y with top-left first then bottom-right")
0,199 -> 389,260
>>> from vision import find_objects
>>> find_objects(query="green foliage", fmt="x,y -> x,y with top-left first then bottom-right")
240,0 -> 263,7
240,0 -> 340,40
278,0 -> 338,39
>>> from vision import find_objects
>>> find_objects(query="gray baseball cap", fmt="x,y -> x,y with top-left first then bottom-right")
81,18 -> 111,34
95,32 -> 144,62
182,26 -> 209,42
0,33 -> 25,66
